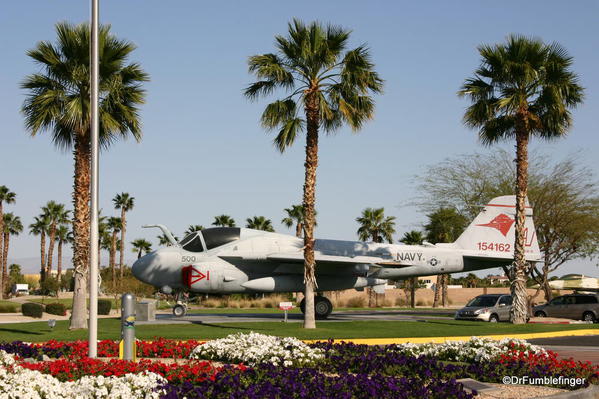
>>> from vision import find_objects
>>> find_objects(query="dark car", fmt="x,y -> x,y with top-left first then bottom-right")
533,294 -> 599,322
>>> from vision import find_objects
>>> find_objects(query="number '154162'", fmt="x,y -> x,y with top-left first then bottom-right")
477,242 -> 511,252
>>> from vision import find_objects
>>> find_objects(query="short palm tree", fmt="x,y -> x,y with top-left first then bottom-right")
157,233 -> 178,246
246,216 -> 275,232
281,205 -> 318,238
131,239 -> 152,259
22,22 -> 149,329
0,186 -> 16,290
459,35 -> 583,323
185,225 -> 204,235
356,208 -> 396,243
55,225 -> 72,284
212,215 -> 236,227
2,213 -> 23,298
29,215 -> 50,281
113,193 -> 135,280
245,19 -> 382,328
42,201 -> 70,277
400,230 -> 424,308
107,217 -> 122,288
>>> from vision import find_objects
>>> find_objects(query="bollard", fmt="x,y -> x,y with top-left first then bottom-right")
119,293 -> 136,361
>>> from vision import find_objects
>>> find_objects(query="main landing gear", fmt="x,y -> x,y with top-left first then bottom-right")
172,291 -> 189,317
299,295 -> 333,320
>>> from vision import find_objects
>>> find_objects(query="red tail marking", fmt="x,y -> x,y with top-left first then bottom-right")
476,213 -> 514,237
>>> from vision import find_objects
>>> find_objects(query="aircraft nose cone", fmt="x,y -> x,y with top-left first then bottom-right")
132,252 -> 156,284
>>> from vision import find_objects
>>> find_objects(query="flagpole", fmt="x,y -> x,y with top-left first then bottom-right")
89,0 -> 100,358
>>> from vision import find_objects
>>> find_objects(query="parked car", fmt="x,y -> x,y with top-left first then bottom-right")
454,294 -> 512,322
533,294 -> 599,323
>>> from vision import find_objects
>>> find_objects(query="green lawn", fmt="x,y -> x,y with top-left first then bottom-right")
28,298 -> 120,309
0,319 -> 596,342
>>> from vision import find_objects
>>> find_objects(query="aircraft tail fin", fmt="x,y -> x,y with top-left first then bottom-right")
454,195 -> 541,261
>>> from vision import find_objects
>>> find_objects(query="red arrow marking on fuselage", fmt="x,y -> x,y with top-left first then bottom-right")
189,267 -> 210,285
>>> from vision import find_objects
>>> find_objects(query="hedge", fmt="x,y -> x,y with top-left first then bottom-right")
0,304 -> 19,313
22,302 -> 44,318
45,303 -> 67,316
98,299 -> 112,315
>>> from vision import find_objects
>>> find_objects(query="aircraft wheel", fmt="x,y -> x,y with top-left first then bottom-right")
534,311 -> 547,318
488,314 -> 499,323
315,296 -> 333,320
173,304 -> 187,317
298,296 -> 333,320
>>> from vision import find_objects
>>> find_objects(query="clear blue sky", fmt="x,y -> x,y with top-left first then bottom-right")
1,1 -> 597,276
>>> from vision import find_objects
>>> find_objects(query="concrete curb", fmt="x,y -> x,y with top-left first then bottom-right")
304,329 -> 599,345
533,384 -> 599,399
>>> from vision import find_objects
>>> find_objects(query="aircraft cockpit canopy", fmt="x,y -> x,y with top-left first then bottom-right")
180,227 -> 241,253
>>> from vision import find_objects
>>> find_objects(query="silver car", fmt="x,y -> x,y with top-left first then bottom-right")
533,294 -> 599,323
455,294 -> 512,322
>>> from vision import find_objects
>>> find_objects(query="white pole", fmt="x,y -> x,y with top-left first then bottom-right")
89,0 -> 100,358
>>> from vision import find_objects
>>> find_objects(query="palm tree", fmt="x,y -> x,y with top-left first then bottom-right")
42,201 -> 70,278
459,35 -> 583,323
212,215 -> 236,227
281,205 -> 318,238
131,238 -> 152,259
107,217 -> 122,289
22,22 -> 149,329
245,20 -> 382,328
0,186 -> 16,292
2,213 -> 23,298
113,193 -> 135,280
246,216 -> 275,232
157,233 -> 178,247
424,208 -> 467,308
465,273 -> 479,288
400,230 -> 424,308
55,225 -> 72,284
185,225 -> 204,235
356,208 -> 396,243
29,215 -> 50,281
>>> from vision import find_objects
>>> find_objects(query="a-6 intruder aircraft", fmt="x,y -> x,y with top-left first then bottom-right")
132,195 -> 541,318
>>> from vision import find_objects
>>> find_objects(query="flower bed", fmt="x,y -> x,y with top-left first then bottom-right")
1,334 -> 597,398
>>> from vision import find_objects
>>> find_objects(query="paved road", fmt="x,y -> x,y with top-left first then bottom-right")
137,309 -> 456,325
528,335 -> 599,365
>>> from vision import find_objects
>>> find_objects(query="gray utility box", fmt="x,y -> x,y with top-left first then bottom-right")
136,301 -> 156,322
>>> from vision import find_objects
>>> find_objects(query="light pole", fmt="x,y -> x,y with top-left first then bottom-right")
88,0 -> 100,358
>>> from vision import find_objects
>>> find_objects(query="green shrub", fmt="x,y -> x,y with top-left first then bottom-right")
98,299 -> 112,315
45,302 -> 67,316
22,302 -> 44,318
0,304 -> 19,313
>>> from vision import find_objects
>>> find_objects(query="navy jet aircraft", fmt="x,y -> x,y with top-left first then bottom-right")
132,195 -> 541,318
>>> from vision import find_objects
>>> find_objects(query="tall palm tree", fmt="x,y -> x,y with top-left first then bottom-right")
185,225 -> 204,235
400,230 -> 424,308
246,216 -> 275,232
212,215 -> 236,227
107,216 -> 122,289
356,208 -> 396,243
0,186 -> 16,290
42,201 -> 70,278
245,19 -> 382,328
459,35 -> 583,323
2,213 -> 23,298
55,225 -> 72,284
22,22 -> 149,329
131,238 -> 152,259
29,215 -> 50,281
157,233 -> 178,247
113,193 -> 135,280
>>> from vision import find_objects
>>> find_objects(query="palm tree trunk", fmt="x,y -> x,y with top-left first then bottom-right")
2,233 -> 8,298
541,254 -> 552,302
410,278 -> 416,308
70,133 -> 91,330
441,274 -> 448,307
57,240 -> 63,285
119,209 -> 126,281
137,249 -> 142,259
510,120 -> 530,324
46,224 -> 57,278
40,231 -> 47,282
110,232 -> 117,291
295,222 -> 302,238
0,203 -> 4,298
432,276 -> 441,308
302,93 -> 320,329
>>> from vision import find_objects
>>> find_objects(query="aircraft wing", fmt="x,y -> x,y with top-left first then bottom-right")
266,253 -> 411,268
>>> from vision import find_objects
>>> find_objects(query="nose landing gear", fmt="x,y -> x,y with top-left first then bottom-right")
172,291 -> 189,317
